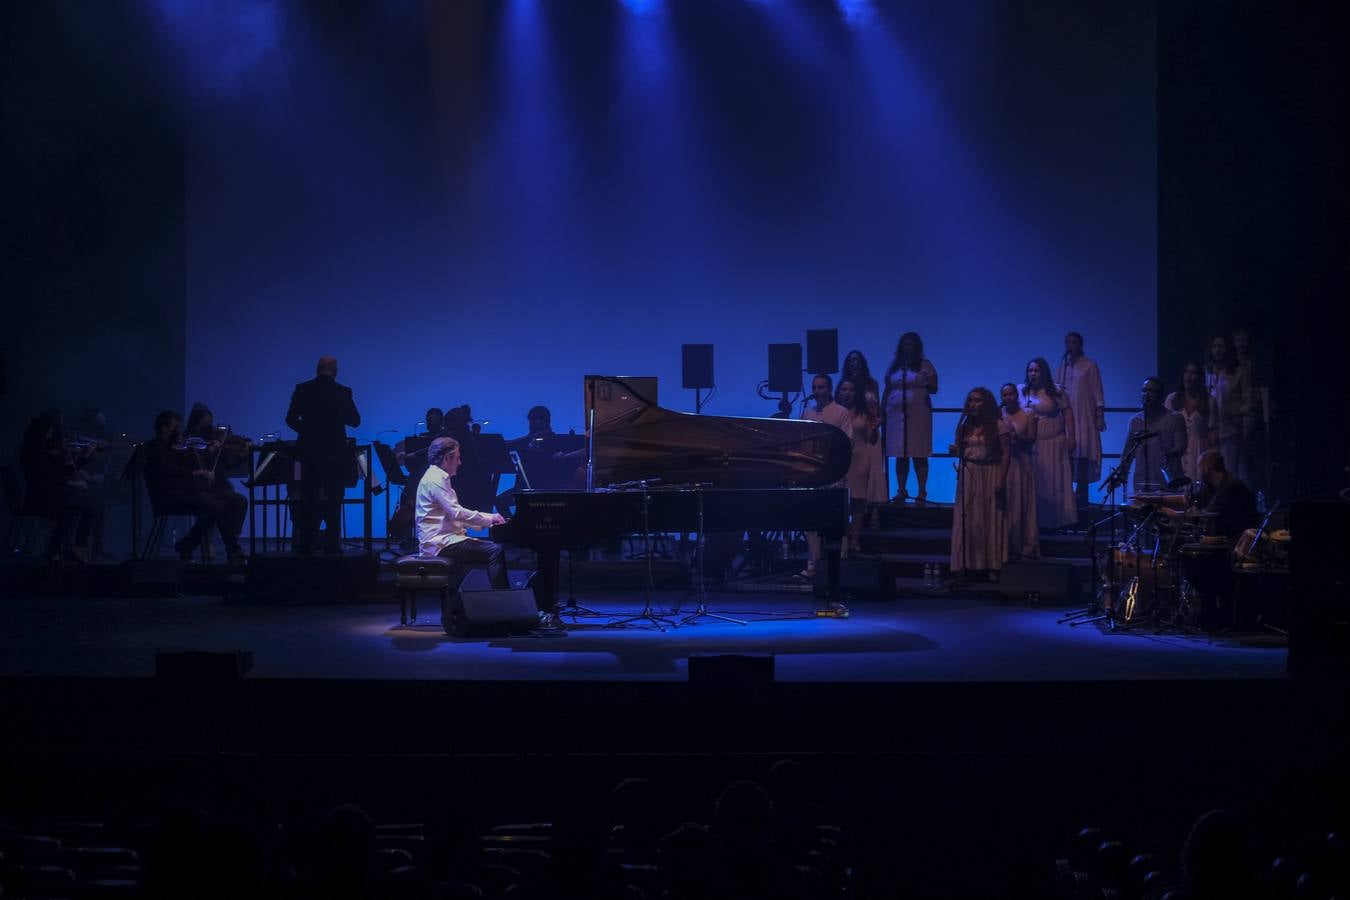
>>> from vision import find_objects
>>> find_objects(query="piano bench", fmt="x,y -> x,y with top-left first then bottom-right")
394,555 -> 467,626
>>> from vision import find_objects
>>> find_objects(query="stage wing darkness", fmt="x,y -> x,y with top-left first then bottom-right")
589,378 -> 852,489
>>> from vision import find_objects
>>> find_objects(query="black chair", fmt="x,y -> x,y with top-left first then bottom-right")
394,555 -> 468,626
2,463 -> 57,559
138,453 -> 213,563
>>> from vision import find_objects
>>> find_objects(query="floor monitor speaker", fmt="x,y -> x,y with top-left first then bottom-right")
442,587 -> 539,637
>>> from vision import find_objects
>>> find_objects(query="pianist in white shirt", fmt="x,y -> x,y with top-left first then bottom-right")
415,436 -> 509,587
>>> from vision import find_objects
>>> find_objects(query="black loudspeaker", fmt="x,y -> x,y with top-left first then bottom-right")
806,329 -> 838,375
681,344 -> 714,389
838,558 -> 892,599
998,560 -> 1079,606
155,650 -> 253,679
688,654 -> 774,686
768,344 -> 803,393
441,587 -> 539,637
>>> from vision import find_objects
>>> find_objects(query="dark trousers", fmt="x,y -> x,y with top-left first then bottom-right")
296,462 -> 345,552
162,489 -> 247,553
437,538 -> 509,591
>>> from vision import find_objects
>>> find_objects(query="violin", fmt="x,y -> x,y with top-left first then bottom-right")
64,437 -> 109,453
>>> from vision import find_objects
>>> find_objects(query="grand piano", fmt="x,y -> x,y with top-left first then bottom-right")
491,375 -> 852,611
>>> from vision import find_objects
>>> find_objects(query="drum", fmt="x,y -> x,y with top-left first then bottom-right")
1178,542 -> 1233,628
1234,528 -> 1260,560
1235,527 -> 1291,569
1111,544 -> 1170,621
1267,529 -> 1291,568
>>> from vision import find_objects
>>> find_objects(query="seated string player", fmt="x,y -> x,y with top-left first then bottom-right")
142,410 -> 247,563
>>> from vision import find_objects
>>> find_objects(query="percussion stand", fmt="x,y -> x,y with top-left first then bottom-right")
1057,507 -> 1117,623
1118,512 -> 1159,630
1130,522 -> 1189,634
1073,505 -> 1155,629
608,481 -> 677,630
1062,435 -> 1140,625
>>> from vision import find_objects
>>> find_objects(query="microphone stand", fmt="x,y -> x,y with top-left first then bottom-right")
608,480 -> 677,631
954,413 -> 969,581
900,361 -> 910,499
681,484 -> 746,626
585,379 -> 596,492
1064,431 -> 1143,626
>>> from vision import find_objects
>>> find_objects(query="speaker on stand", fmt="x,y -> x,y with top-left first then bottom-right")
806,329 -> 838,376
682,344 -> 714,414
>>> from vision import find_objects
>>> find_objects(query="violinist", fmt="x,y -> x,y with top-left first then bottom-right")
388,408 -> 444,552
73,409 -> 111,484
143,410 -> 247,563
185,403 -> 251,498
18,410 -> 102,563
394,407 -> 445,475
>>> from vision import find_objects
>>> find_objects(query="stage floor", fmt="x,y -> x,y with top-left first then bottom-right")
1,588 -> 1288,682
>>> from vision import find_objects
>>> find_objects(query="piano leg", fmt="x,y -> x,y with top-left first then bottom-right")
534,548 -> 561,614
822,534 -> 850,617
824,537 -> 842,601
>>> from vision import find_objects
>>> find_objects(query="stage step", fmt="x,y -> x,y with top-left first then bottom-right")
876,504 -> 955,529
865,552 -> 1091,579
876,502 -> 1102,530
860,528 -> 1096,560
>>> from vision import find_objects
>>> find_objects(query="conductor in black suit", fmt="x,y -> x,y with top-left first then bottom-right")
286,356 -> 361,555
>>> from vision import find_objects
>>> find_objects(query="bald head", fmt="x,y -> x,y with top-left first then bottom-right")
1199,449 -> 1228,488
316,357 -> 338,377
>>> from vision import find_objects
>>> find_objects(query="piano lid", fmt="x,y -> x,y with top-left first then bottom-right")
584,375 -> 851,489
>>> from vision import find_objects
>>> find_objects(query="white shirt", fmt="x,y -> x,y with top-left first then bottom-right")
415,466 -> 497,556
801,401 -> 854,433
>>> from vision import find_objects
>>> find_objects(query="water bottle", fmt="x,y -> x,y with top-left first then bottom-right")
923,563 -> 933,586
1256,490 -> 1268,514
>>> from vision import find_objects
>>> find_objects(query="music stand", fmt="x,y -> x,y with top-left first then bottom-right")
115,443 -> 146,560
373,441 -> 408,558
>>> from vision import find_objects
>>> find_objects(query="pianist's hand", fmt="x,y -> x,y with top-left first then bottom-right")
488,513 -> 507,527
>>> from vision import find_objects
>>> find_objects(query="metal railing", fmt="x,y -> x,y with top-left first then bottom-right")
918,406 -> 1138,459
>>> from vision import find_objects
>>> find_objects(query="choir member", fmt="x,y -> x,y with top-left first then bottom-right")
949,387 -> 1011,579
882,332 -> 938,506
1056,332 -> 1106,508
1020,358 -> 1078,529
999,383 -> 1039,560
